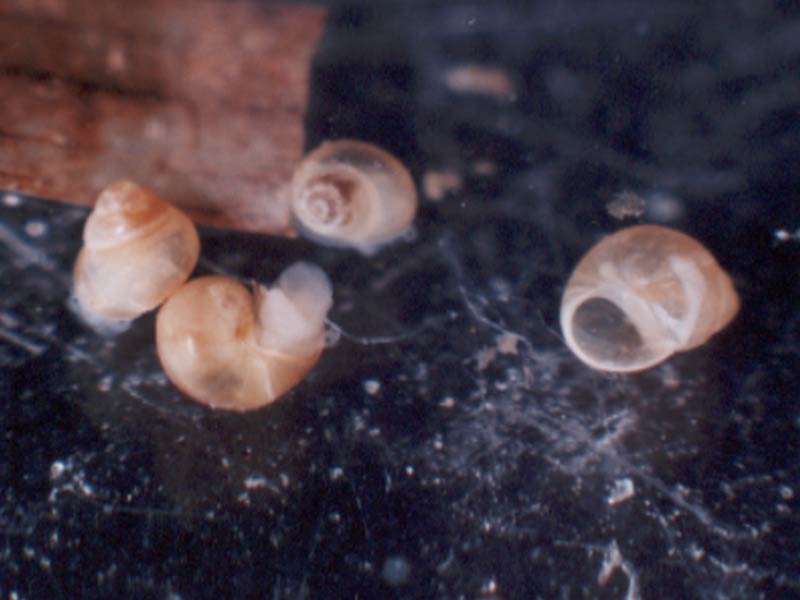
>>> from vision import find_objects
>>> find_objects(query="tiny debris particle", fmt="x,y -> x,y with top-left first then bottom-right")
496,332 -> 520,355
24,221 -> 47,237
97,374 -> 114,392
49,461 -> 66,481
77,478 -> 94,497
773,228 -> 800,244
363,379 -> 381,395
2,193 -> 22,207
688,543 -> 705,561
444,64 -> 516,101
422,169 -> 463,201
597,539 -> 640,599
779,485 -> 794,500
440,396 -> 455,409
607,478 -> 635,506
481,578 -> 499,595
606,190 -> 645,220
475,346 -> 497,371
243,475 -> 269,490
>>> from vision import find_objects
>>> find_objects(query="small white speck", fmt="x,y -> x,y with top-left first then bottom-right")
49,461 -> 66,481
688,542 -> 705,561
77,479 -> 94,497
440,396 -> 455,409
328,511 -> 341,524
773,228 -> 800,243
405,465 -> 415,476
24,221 -> 47,237
363,379 -> 381,395
607,478 -> 635,506
780,485 -> 794,500
243,475 -> 269,490
3,193 -> 22,207
481,577 -> 499,594
97,375 -> 113,392
329,467 -> 344,481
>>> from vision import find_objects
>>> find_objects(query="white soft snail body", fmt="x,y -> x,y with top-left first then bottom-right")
73,180 -> 200,320
560,225 -> 739,373
155,262 -> 333,411
290,139 -> 418,255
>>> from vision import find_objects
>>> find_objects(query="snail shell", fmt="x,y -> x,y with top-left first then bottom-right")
290,139 -> 418,255
155,262 -> 333,411
73,180 -> 200,320
559,225 -> 739,373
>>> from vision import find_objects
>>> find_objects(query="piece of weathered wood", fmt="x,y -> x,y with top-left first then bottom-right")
0,0 -> 327,234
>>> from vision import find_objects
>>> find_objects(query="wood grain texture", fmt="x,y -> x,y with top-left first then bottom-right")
0,0 -> 327,233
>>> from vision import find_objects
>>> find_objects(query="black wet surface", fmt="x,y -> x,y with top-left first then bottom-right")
2,1 -> 800,598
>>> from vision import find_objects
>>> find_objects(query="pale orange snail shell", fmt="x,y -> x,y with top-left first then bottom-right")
560,225 -> 739,373
290,139 -> 418,255
155,262 -> 333,411
73,180 -> 200,321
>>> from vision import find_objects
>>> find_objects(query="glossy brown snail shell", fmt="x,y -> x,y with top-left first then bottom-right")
559,225 -> 739,373
73,180 -> 200,320
155,262 -> 333,411
290,139 -> 418,255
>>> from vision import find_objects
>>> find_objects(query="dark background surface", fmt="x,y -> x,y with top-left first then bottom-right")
2,1 -> 800,598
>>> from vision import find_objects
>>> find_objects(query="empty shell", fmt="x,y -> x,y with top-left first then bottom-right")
73,180 -> 200,320
290,139 -> 418,255
560,225 -> 739,373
